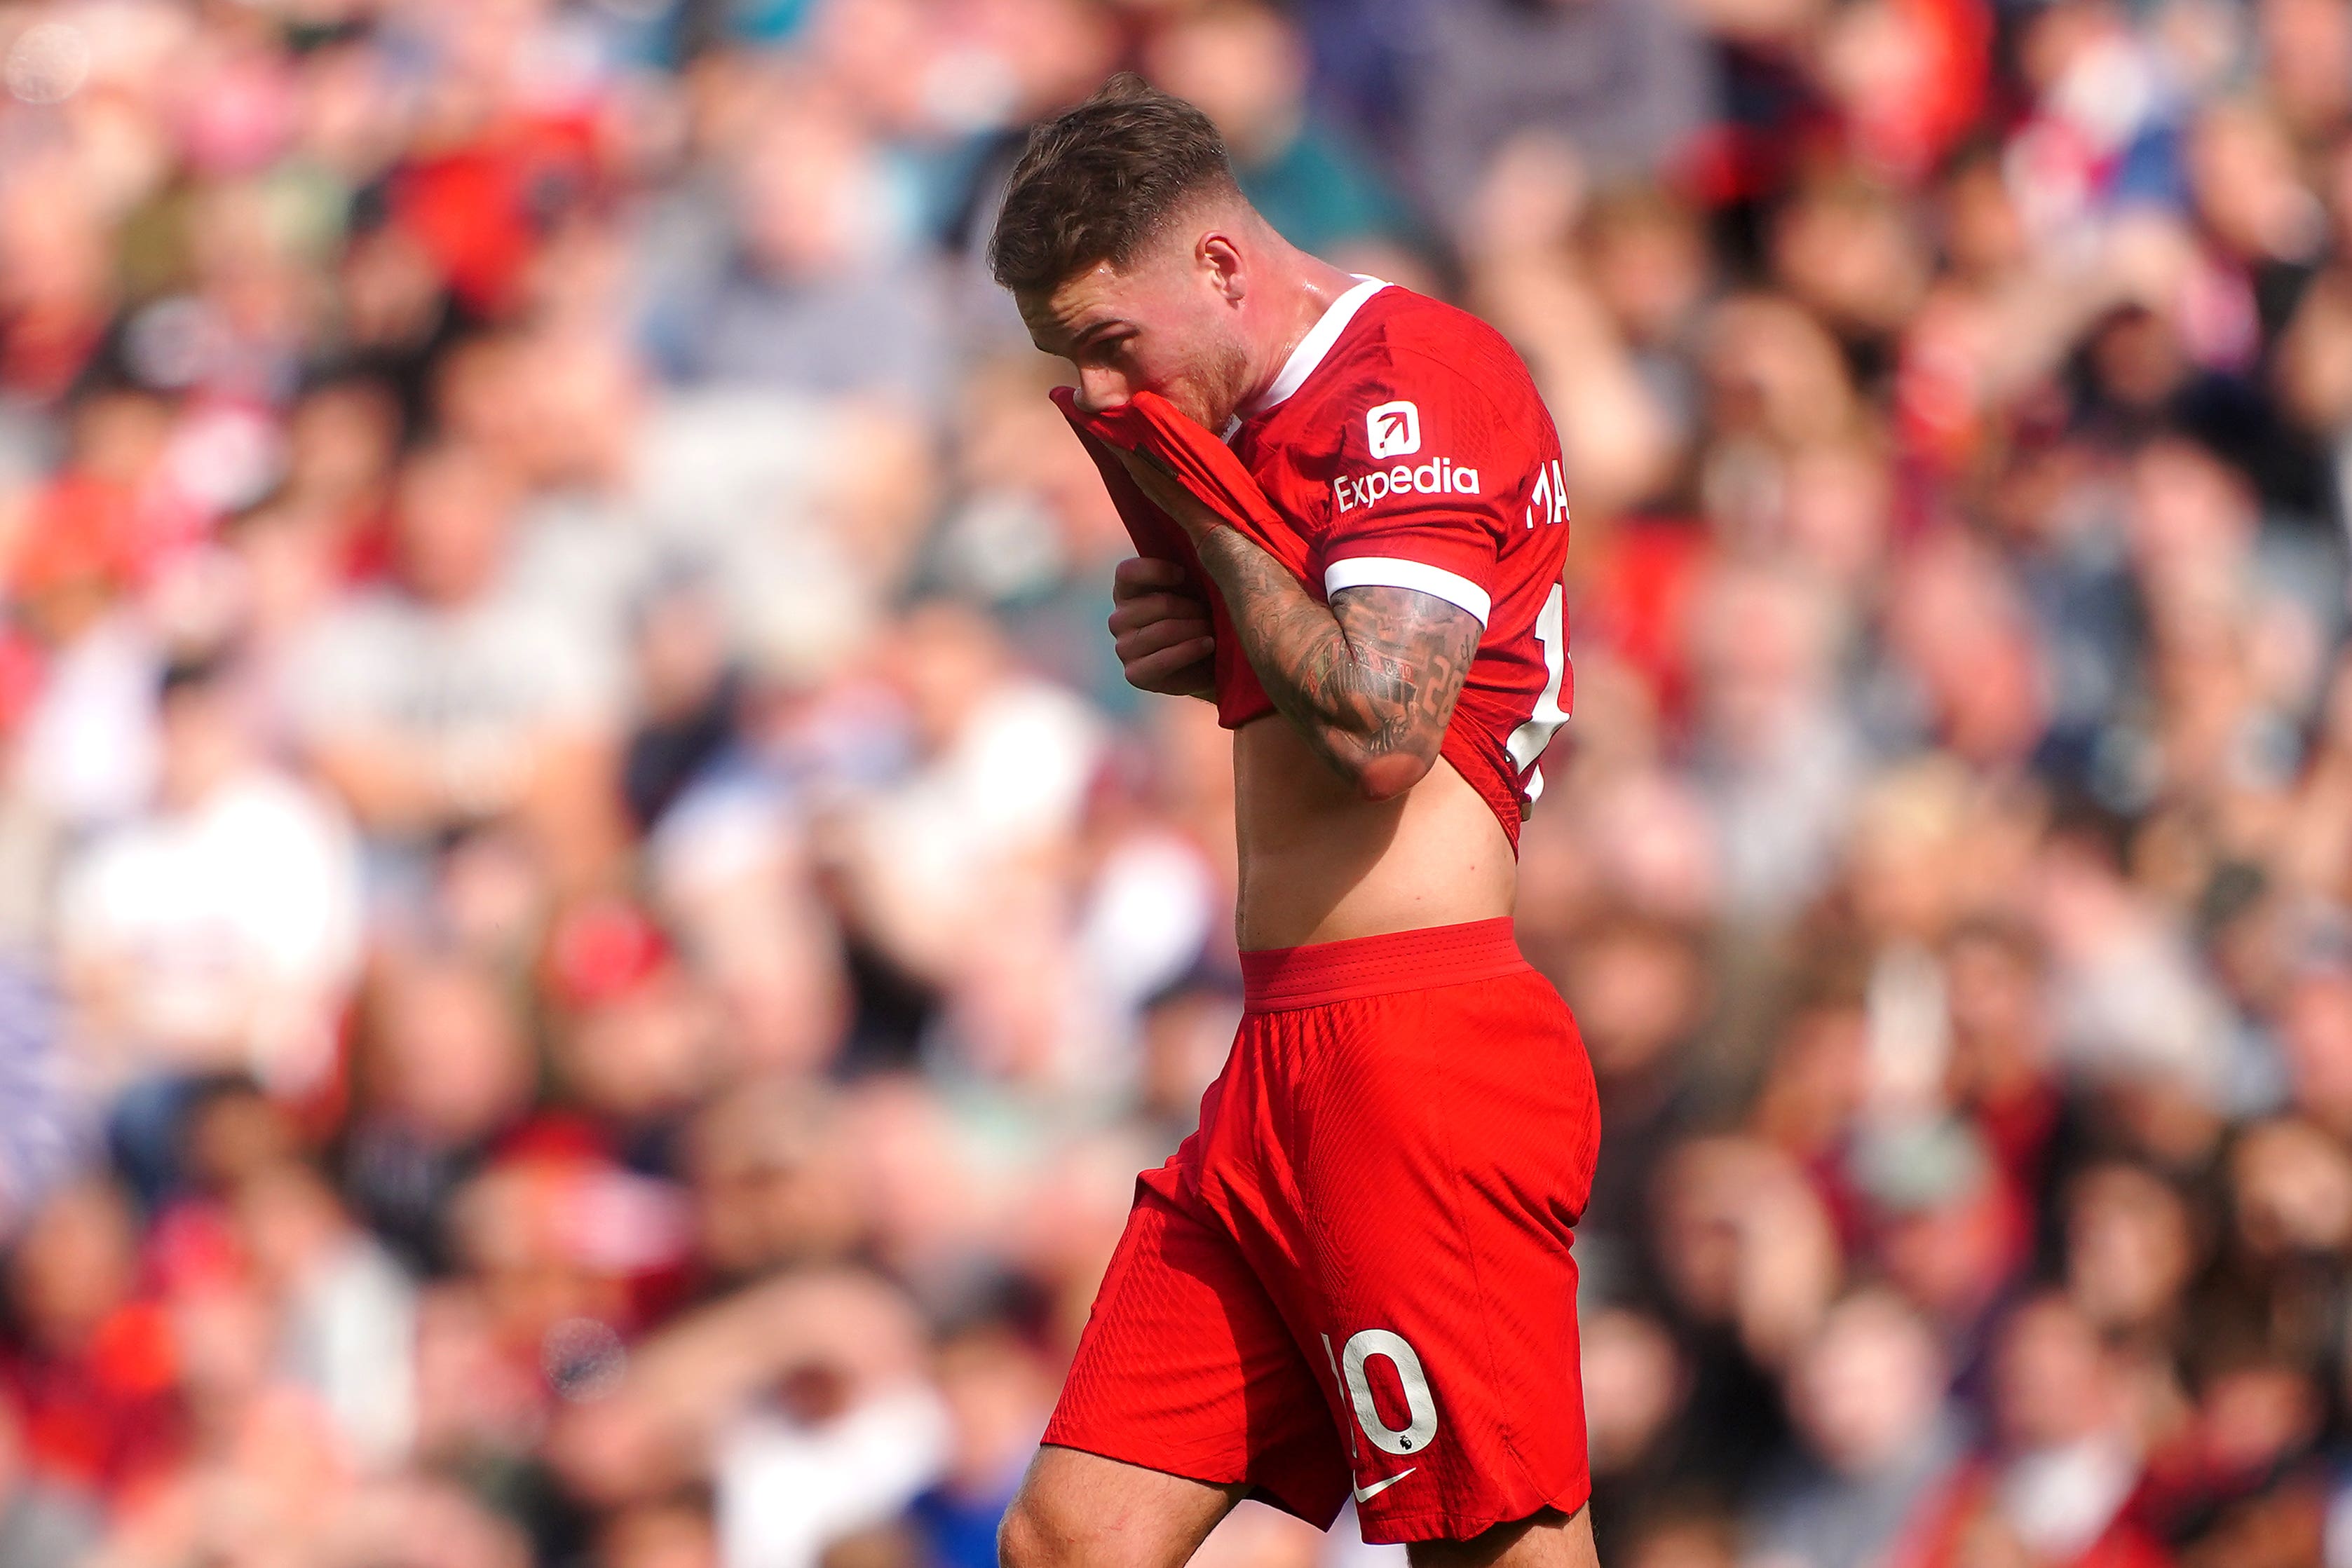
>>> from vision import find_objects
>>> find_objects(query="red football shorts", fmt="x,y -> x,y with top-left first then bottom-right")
1044,918 -> 1600,1543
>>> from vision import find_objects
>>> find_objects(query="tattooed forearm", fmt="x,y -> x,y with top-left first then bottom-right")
1192,525 -> 1480,798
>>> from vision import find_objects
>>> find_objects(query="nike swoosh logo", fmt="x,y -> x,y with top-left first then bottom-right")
1352,1468 -> 1416,1503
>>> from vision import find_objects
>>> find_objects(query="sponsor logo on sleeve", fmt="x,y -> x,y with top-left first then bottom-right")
1366,400 -> 1420,458
1333,456 -> 1480,511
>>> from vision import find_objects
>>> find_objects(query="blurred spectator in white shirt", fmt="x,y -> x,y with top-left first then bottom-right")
838,602 -> 1106,967
290,442 -> 625,887
233,1159 -> 419,1473
57,650 -> 362,1099
544,1270 -> 949,1568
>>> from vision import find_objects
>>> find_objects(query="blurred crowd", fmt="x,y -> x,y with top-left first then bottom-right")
5,0 -> 2352,1566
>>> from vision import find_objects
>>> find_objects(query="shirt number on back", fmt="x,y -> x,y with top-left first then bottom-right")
1507,584 -> 1570,797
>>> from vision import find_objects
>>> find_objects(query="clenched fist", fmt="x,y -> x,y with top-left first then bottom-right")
1108,556 -> 1216,699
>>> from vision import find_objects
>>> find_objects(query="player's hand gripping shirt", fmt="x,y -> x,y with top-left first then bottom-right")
1056,278 -> 1573,847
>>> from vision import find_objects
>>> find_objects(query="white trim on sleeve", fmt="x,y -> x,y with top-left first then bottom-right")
1323,556 -> 1491,625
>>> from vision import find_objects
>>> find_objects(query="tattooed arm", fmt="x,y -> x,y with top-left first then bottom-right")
1115,448 -> 1479,800
1197,529 -> 1479,798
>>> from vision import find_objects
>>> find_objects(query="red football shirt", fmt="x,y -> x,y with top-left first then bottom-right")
1064,278 -> 1573,847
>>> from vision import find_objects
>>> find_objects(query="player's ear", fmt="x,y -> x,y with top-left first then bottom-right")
1198,232 -> 1246,305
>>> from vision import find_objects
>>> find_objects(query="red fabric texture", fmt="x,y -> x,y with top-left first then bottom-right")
6,1302 -> 187,1497
1051,385 -> 1312,582
1239,915 -> 1527,1012
1045,920 -> 1598,1542
386,113 -> 601,316
1052,384 -> 1307,742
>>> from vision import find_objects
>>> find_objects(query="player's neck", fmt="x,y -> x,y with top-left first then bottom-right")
1239,250 -> 1364,414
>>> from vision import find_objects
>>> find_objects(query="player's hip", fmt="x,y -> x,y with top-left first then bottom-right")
1171,921 -> 1598,1237
1238,915 -> 1535,1012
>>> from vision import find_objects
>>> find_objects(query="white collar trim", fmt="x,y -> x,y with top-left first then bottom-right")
1244,274 -> 1388,420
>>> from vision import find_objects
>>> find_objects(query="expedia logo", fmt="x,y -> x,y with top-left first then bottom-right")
1366,400 -> 1420,458
1333,457 -> 1481,512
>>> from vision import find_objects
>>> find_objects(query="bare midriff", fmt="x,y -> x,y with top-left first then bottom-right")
1230,715 -> 1516,951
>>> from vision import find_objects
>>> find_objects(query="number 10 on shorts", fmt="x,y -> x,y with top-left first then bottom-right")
1321,1329 -> 1439,1456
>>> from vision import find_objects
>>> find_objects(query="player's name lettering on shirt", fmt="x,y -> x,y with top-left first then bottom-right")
1331,456 -> 1481,512
1525,458 -> 1570,531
